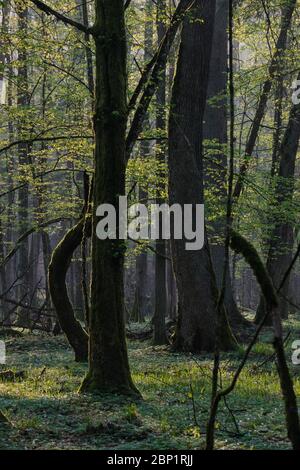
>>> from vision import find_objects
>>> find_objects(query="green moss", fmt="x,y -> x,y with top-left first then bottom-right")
230,229 -> 278,309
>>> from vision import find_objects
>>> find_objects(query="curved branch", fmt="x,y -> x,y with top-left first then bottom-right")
48,216 -> 91,362
0,218 -> 69,268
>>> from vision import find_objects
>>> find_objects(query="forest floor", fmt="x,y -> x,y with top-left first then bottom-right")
0,314 -> 300,451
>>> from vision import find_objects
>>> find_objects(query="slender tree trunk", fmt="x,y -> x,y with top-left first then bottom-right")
168,0 -> 236,352
255,77 -> 300,324
133,0 -> 153,324
233,0 -> 297,200
0,217 -> 6,322
134,215 -> 148,322
0,1 -> 10,321
81,0 -> 95,98
203,0 -> 245,327
153,0 -> 167,345
16,4 -> 30,326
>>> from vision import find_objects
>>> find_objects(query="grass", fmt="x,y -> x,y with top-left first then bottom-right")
0,315 -> 300,450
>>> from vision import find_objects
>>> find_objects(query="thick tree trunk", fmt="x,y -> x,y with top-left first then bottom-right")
168,0 -> 236,352
203,0 -> 244,327
80,1 -> 139,396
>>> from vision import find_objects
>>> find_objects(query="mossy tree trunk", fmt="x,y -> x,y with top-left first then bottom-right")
80,1 -> 140,396
49,217 -> 89,362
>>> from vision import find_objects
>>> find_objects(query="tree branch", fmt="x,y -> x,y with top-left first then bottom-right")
126,0 -> 195,160
29,0 -> 90,34
0,218 -> 70,269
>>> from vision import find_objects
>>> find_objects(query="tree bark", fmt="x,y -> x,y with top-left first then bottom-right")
203,0 -> 245,327
153,0 -> 168,345
168,0 -> 236,352
49,217 -> 89,362
80,1 -> 140,396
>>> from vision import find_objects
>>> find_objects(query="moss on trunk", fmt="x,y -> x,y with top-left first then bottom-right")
79,1 -> 140,397
49,217 -> 90,362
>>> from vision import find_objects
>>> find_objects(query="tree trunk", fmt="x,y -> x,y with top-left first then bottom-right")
16,4 -> 30,326
133,0 -> 153,324
153,0 -> 168,345
49,217 -> 89,362
134,235 -> 148,322
0,1 -> 10,321
80,1 -> 140,396
203,0 -> 245,327
168,0 -> 236,352
233,0 -> 297,200
255,78 -> 300,324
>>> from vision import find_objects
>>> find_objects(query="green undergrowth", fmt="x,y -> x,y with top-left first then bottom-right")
0,315 -> 299,450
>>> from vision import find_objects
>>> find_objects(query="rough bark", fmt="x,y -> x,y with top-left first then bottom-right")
168,0 -> 236,352
203,0 -> 245,327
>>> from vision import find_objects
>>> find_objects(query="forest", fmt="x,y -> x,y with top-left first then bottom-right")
0,0 -> 300,455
